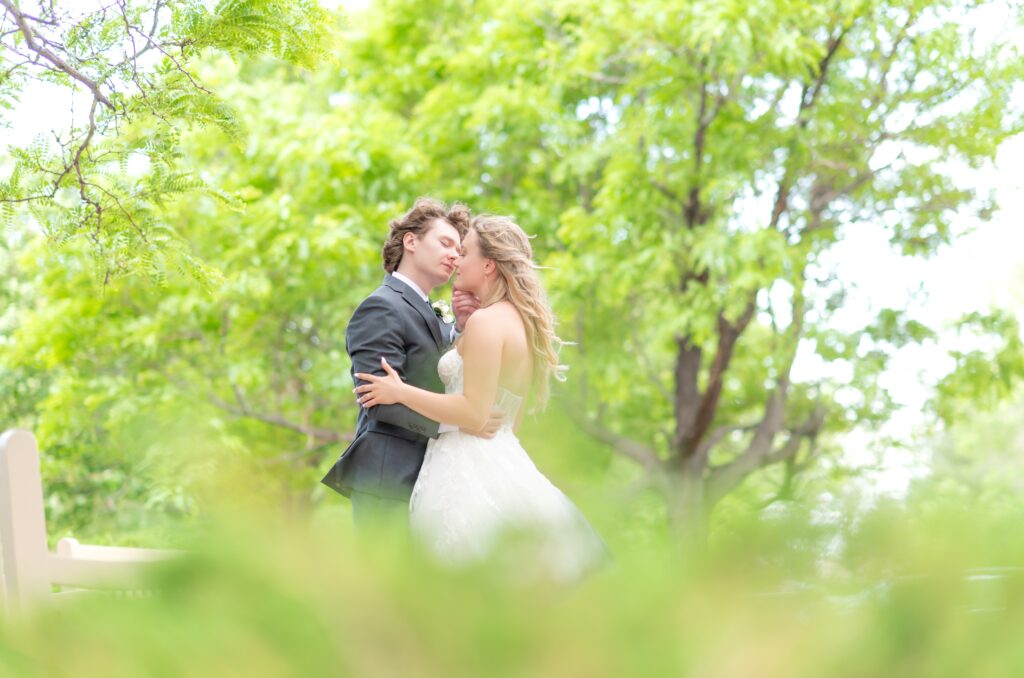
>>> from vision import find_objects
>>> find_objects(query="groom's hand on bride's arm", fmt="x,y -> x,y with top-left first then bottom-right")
452,289 -> 481,333
460,408 -> 504,439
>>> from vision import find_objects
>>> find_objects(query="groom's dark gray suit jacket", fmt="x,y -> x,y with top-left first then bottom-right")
321,274 -> 452,501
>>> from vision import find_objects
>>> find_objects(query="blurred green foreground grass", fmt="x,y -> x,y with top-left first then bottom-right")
2,498 -> 1023,678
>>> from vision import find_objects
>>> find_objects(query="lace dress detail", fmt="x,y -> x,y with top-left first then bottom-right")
409,349 -> 607,581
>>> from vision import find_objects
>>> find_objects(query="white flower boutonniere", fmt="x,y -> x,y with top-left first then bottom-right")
431,300 -> 454,324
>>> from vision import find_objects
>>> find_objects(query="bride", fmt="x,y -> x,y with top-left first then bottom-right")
354,214 -> 607,580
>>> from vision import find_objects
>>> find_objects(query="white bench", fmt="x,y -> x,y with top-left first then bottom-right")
0,429 -> 179,613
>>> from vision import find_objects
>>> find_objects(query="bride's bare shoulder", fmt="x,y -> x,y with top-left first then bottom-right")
488,300 -> 522,320
463,302 -> 521,334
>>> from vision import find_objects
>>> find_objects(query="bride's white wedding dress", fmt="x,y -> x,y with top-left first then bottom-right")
409,349 -> 608,580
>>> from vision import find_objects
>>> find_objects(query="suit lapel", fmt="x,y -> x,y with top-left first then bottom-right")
384,275 -> 444,349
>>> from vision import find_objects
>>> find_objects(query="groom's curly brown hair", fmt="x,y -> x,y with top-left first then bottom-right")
382,198 -> 471,273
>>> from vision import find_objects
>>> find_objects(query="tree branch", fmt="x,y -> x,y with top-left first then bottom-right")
115,0 -> 211,96
1,0 -> 115,109
48,97 -> 99,194
207,386 -> 350,444
684,65 -> 711,229
677,298 -> 757,462
869,8 -> 918,108
672,335 -> 701,449
569,408 -> 662,473
626,297 -> 674,405
768,24 -> 852,232
692,422 -> 760,465
692,269 -> 810,502
705,403 -> 825,505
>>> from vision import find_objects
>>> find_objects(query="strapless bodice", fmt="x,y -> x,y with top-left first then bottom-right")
437,349 -> 523,424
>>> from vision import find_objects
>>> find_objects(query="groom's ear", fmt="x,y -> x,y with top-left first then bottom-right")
403,231 -> 417,252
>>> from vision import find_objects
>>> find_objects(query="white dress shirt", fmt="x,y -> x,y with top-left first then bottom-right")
391,270 -> 429,303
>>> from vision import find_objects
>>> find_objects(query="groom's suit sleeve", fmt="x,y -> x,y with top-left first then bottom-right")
347,296 -> 442,438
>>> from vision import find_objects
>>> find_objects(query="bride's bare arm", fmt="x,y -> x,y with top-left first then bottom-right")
354,311 -> 503,431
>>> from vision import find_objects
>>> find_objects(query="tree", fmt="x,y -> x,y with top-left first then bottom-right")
331,0 -> 1023,534
4,0 -> 1022,541
0,0 -> 336,283
0,51 -> 471,534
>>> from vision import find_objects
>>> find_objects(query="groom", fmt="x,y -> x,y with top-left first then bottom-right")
321,198 -> 494,527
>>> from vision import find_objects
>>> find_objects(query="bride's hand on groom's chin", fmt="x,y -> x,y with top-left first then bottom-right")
452,289 -> 481,332
353,357 -> 405,408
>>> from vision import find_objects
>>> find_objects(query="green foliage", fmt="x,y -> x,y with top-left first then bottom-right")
331,0 -> 1022,517
920,356 -> 1024,522
933,310 -> 1024,425
1,3 -> 1022,669
192,0 -> 335,68
3,0 -> 1023,539
1,499 -> 1023,676
1,0 -> 339,282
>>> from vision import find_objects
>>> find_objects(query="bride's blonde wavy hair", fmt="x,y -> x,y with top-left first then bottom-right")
471,215 -> 567,408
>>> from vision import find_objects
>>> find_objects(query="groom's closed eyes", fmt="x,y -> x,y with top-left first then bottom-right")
438,235 -> 461,253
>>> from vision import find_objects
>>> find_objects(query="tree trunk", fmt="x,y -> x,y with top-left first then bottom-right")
665,459 -> 709,558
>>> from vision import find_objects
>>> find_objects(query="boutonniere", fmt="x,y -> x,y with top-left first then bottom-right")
431,299 -> 454,324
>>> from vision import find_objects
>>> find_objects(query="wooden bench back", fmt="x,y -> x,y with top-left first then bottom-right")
0,429 -> 178,613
